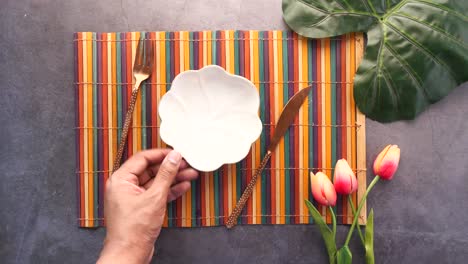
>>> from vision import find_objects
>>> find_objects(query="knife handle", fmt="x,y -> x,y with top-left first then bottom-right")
226,151 -> 272,228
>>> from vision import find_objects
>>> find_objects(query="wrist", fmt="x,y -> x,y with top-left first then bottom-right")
97,237 -> 154,264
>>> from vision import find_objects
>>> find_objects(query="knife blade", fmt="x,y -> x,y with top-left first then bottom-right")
226,85 -> 312,228
268,85 -> 312,152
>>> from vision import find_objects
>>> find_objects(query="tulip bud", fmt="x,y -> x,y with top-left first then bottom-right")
333,159 -> 358,195
373,145 -> 400,180
310,172 -> 337,206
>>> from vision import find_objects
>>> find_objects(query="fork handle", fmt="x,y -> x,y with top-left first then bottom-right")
226,151 -> 272,228
112,86 -> 140,172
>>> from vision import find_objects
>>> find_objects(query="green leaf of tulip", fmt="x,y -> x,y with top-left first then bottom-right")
282,0 -> 468,122
365,209 -> 375,264
336,246 -> 352,264
305,200 -> 337,264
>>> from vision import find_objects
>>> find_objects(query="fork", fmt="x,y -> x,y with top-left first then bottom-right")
113,38 -> 154,171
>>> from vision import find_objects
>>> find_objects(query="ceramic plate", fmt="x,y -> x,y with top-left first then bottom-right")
158,65 -> 262,172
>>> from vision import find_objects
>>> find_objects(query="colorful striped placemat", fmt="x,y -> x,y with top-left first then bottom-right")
74,30 -> 366,228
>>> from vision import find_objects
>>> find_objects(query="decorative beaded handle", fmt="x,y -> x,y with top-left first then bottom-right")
112,87 -> 139,172
226,151 -> 272,228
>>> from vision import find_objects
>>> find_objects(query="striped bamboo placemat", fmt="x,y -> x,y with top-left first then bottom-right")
74,30 -> 366,228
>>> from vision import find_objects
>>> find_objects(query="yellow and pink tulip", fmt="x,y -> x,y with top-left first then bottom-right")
310,172 -> 337,206
333,159 -> 358,195
373,145 -> 400,180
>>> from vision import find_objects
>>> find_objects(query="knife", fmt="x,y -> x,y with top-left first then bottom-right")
226,85 -> 312,228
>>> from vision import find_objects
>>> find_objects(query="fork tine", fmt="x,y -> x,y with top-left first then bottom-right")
135,38 -> 144,66
145,38 -> 154,68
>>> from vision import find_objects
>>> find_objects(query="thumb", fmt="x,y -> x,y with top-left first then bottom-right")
148,150 -> 182,198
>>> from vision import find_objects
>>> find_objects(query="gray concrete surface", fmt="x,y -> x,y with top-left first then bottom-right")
1,0 -> 467,263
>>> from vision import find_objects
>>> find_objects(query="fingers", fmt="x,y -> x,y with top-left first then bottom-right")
167,181 -> 191,202
148,151 -> 182,198
116,149 -> 172,177
143,180 -> 192,202
142,168 -> 199,190
115,149 -> 198,204
138,159 -> 191,186
174,168 -> 199,182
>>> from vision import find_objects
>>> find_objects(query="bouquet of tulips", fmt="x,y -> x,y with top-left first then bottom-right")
306,145 -> 400,264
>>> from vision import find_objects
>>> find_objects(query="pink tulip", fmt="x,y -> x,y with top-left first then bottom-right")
310,172 -> 337,206
333,159 -> 358,195
373,145 -> 400,180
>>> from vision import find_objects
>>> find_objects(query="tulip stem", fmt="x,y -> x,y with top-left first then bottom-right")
344,176 -> 380,247
348,195 -> 365,245
329,206 -> 337,238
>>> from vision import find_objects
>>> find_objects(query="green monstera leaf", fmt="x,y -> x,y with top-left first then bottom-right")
282,0 -> 468,122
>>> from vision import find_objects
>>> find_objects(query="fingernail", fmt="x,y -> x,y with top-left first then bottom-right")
167,151 -> 182,165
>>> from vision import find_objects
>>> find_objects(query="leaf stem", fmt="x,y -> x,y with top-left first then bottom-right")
366,0 -> 377,15
329,206 -> 337,238
382,0 -> 407,20
341,0 -> 354,11
348,195 -> 365,245
344,176 -> 380,247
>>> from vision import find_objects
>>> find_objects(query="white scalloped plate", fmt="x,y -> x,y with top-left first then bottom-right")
158,65 -> 263,172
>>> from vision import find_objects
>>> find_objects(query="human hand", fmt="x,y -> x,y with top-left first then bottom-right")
97,149 -> 198,264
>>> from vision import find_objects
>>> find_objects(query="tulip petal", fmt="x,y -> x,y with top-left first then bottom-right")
323,179 -> 337,206
378,161 -> 398,180
311,172 -> 337,206
334,175 -> 350,194
310,173 -> 327,205
373,145 -> 400,180
373,145 -> 391,175
333,159 -> 358,195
